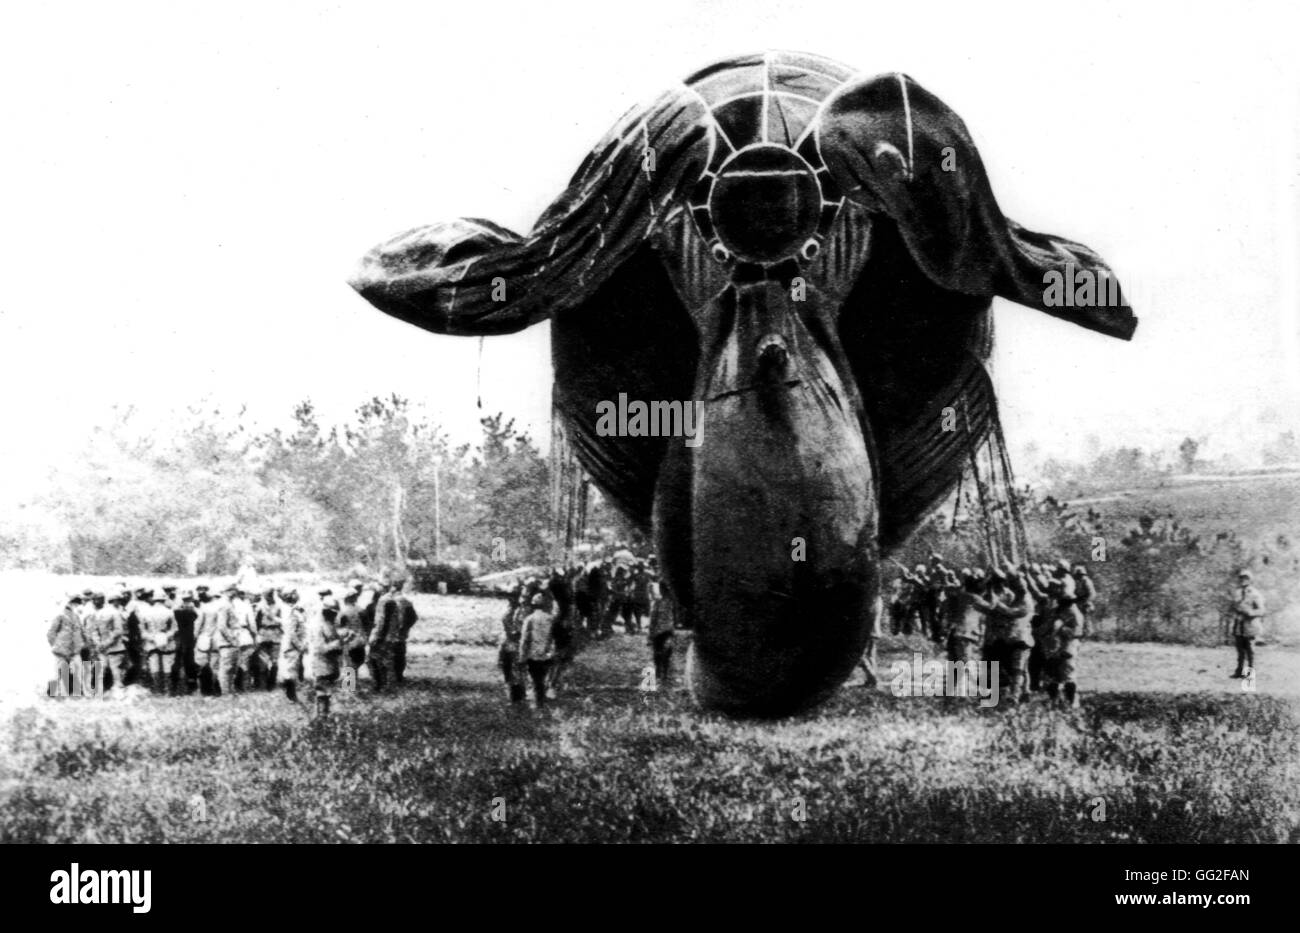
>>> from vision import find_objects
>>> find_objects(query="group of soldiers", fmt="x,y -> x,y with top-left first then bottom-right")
45,554 -> 1267,717
870,554 -> 1098,706
46,578 -> 420,717
497,558 -> 675,706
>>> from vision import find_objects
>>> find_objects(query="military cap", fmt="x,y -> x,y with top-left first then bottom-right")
321,596 -> 340,613
180,590 -> 196,602
163,584 -> 177,593
92,591 -> 106,600
1072,564 -> 1087,575
196,584 -> 210,593
347,579 -> 363,591
530,593 -> 547,607
67,592 -> 84,604
262,587 -> 276,597
1238,570 -> 1252,580
317,587 -> 333,597
80,588 -> 94,599
134,587 -> 149,597
1055,558 -> 1071,574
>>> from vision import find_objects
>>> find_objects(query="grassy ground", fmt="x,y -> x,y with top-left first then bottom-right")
2,595 -> 1297,843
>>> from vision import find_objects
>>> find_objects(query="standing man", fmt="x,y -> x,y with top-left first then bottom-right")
902,564 -> 930,637
606,565 -> 631,635
498,587 -> 527,704
47,594 -> 86,695
207,588 -> 240,697
975,571 -> 1035,706
1044,570 -> 1085,708
923,554 -> 948,644
1072,564 -> 1097,637
1022,564 -> 1052,693
305,597 -> 344,718
278,588 -> 307,703
122,588 -> 149,686
172,591 -> 199,695
193,588 -> 224,695
944,573 -> 986,698
253,587 -> 283,689
228,587 -> 259,691
645,573 -> 675,689
519,593 -> 556,708
337,586 -> 368,675
1229,570 -> 1265,679
628,564 -> 652,635
366,581 -> 400,692
392,579 -> 418,684
139,591 -> 178,695
90,593 -> 131,694
589,561 -> 610,637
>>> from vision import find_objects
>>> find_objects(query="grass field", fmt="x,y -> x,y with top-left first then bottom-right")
2,593 -> 1297,844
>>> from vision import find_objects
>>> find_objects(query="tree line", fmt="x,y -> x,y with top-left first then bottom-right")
2,396 -> 630,576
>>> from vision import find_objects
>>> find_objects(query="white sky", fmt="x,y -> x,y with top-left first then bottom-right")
2,0 -> 1298,499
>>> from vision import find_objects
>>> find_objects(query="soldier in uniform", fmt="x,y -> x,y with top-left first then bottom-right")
121,587 -> 148,686
47,593 -> 86,694
975,570 -> 1035,706
278,588 -> 307,703
337,586 -> 368,675
647,574 -> 676,689
227,587 -> 259,690
366,581 -> 400,692
193,588 -> 224,695
1229,570 -> 1265,678
498,586 -> 527,703
210,587 -> 245,697
901,564 -> 930,636
605,565 -> 631,635
628,564 -> 652,635
589,561 -> 611,637
1042,567 -> 1085,708
519,593 -> 556,707
305,596 -> 344,718
253,587 -> 282,689
172,590 -> 199,695
572,565 -> 594,634
392,579 -> 418,684
90,593 -> 131,694
922,554 -> 948,644
1022,564 -> 1052,692
944,573 -> 986,698
547,568 -> 576,694
139,591 -> 178,695
1072,564 -> 1097,637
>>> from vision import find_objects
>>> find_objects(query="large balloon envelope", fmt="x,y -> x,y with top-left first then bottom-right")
351,51 -> 1136,715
